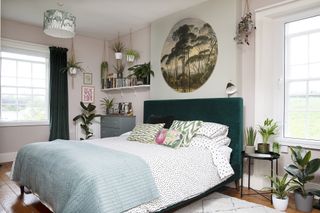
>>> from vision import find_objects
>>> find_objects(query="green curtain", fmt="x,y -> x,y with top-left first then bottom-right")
49,47 -> 69,141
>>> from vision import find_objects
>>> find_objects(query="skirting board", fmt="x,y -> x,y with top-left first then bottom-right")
0,152 -> 17,163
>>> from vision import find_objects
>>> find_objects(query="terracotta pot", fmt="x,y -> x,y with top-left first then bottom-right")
272,195 -> 289,211
257,143 -> 270,153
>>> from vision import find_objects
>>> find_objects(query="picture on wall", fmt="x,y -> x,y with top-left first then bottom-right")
81,86 -> 95,103
83,73 -> 92,85
160,18 -> 218,93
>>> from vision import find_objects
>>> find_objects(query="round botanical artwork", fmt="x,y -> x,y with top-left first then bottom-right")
160,18 -> 218,93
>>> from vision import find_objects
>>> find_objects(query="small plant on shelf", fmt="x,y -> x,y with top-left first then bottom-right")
128,62 -> 154,85
100,98 -> 114,114
73,102 -> 101,140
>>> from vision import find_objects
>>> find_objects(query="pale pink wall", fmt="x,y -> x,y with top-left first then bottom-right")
0,19 -> 106,155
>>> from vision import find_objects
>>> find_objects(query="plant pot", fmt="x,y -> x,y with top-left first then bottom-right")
272,195 -> 289,211
295,192 -> 314,212
245,146 -> 255,154
257,143 -> 269,153
126,55 -> 135,62
115,52 -> 122,60
69,67 -> 77,75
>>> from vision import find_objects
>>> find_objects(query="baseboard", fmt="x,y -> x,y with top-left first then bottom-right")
0,152 -> 17,163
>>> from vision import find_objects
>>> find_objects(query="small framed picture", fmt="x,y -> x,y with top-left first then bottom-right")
81,86 -> 95,103
83,73 -> 92,85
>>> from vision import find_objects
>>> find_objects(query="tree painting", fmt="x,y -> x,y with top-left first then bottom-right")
161,18 -> 218,93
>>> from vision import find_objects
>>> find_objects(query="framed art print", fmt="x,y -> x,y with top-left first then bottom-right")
83,73 -> 93,85
81,86 -> 95,103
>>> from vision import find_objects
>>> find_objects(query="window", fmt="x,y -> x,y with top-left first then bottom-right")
0,39 -> 50,126
284,16 -> 320,141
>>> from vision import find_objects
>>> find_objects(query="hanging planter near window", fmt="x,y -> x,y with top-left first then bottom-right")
112,38 -> 125,60
234,0 -> 256,45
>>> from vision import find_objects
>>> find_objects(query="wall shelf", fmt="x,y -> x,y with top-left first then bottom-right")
101,85 -> 150,92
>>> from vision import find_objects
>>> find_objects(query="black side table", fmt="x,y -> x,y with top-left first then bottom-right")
240,151 -> 280,203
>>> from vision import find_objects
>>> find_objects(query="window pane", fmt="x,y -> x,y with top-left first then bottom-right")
288,96 -> 306,111
33,89 -> 46,95
1,52 -> 45,63
17,78 -> 32,87
17,61 -> 32,78
309,96 -> 320,111
309,81 -> 320,95
1,59 -> 16,77
307,112 -> 320,140
309,63 -> 320,78
18,88 -> 32,95
1,95 -> 17,105
286,111 -> 306,139
1,110 -> 17,121
32,63 -> 46,79
309,32 -> 320,63
32,79 -> 46,87
33,95 -> 46,107
286,15 -> 320,35
1,77 -> 16,86
288,81 -> 307,95
1,87 -> 17,95
289,35 -> 308,65
289,65 -> 307,79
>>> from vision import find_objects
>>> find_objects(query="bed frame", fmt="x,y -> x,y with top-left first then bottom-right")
143,97 -> 243,212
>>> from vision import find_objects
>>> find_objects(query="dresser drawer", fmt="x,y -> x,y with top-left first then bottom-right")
101,117 -> 121,128
100,115 -> 136,138
101,128 -> 121,137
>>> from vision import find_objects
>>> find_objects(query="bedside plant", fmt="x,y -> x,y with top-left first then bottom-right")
263,174 -> 294,211
73,102 -> 101,140
284,146 -> 320,212
257,118 -> 278,153
245,127 -> 256,154
128,62 -> 154,85
100,98 -> 114,114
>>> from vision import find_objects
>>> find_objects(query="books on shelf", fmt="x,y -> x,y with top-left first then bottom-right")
103,77 -> 138,89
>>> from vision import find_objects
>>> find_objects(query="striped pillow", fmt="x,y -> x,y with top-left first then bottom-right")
169,120 -> 203,147
128,123 -> 165,143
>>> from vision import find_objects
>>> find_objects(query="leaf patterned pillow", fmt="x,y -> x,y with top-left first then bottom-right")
169,120 -> 203,147
163,129 -> 183,148
128,123 -> 165,143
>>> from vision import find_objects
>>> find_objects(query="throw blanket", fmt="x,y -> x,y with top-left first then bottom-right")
12,140 -> 159,213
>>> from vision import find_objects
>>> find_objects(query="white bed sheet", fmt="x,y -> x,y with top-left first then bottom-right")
88,134 -> 232,212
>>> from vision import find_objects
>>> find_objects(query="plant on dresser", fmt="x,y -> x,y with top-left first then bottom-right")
73,102 -> 101,140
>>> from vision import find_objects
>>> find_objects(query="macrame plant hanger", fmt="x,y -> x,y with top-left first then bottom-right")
101,40 -> 108,89
70,38 -> 76,89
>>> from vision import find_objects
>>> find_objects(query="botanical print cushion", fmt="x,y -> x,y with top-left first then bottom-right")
163,129 -> 183,148
128,123 -> 165,143
196,122 -> 229,139
169,120 -> 203,147
155,129 -> 168,145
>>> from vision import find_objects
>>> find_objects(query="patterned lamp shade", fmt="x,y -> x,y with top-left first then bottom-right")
43,9 -> 76,38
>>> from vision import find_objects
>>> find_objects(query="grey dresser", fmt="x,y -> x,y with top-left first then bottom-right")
100,115 -> 136,138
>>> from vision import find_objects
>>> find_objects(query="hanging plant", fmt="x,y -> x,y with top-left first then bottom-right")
126,49 -> 140,63
112,38 -> 125,60
61,54 -> 85,74
234,0 -> 256,45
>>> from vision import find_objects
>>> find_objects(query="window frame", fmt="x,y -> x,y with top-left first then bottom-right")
0,39 -> 50,127
255,0 -> 320,150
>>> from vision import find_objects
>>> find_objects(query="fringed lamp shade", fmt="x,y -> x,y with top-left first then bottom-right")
43,9 -> 76,38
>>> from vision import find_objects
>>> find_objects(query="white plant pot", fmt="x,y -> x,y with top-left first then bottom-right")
245,146 -> 255,154
69,67 -> 78,75
272,195 -> 289,211
126,55 -> 135,62
115,52 -> 122,60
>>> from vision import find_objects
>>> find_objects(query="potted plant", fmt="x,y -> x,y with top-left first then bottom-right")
263,173 -> 294,211
284,147 -> 320,212
273,141 -> 281,154
112,41 -> 125,60
245,127 -> 256,154
128,62 -> 154,85
234,12 -> 256,45
113,62 -> 125,79
126,49 -> 140,63
61,54 -> 85,75
73,102 -> 101,140
257,118 -> 278,153
100,98 -> 114,114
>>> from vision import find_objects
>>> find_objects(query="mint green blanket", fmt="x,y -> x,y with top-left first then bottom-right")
12,140 -> 159,213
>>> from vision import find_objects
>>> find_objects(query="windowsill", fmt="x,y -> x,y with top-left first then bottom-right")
0,121 -> 49,127
278,137 -> 320,150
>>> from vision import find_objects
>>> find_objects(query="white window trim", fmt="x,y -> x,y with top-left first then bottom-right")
0,38 -> 50,127
255,0 -> 320,150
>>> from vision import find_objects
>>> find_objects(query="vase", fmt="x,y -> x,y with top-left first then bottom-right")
117,72 -> 123,79
295,192 -> 314,212
245,146 -> 255,154
257,143 -> 269,153
272,195 -> 289,211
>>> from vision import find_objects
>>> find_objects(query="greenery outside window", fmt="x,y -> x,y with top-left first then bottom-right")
0,39 -> 50,126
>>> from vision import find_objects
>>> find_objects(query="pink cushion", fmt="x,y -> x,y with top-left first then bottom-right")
155,129 -> 167,144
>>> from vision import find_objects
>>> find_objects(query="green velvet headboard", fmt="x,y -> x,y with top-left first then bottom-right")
144,97 -> 243,181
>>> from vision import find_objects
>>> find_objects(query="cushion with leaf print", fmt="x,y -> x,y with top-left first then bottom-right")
169,120 -> 203,147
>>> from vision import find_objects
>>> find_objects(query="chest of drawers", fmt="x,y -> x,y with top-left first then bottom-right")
100,115 -> 136,138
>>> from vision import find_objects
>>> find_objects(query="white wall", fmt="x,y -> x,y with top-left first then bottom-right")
150,0 -> 241,99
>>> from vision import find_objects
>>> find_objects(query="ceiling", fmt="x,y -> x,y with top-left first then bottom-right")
2,0 -> 208,40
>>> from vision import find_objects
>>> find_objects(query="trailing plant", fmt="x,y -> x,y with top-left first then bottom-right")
61,54 -> 86,73
284,146 -> 320,197
100,98 -> 114,114
263,173 -> 295,199
128,62 -> 154,84
258,118 -> 278,144
73,102 -> 101,140
112,41 -> 125,53
245,126 -> 257,146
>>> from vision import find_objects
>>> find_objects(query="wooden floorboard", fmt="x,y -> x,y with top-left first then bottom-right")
1,162 -> 319,213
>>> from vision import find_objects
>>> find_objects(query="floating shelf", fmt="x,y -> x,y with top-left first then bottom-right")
101,85 -> 150,92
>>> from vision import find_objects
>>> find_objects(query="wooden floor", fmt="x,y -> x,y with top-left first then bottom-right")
0,162 -> 319,213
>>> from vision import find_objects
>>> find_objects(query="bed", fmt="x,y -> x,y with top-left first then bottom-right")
12,97 -> 243,213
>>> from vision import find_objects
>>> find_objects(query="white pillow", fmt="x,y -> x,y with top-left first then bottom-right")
190,135 -> 231,148
196,122 -> 229,138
